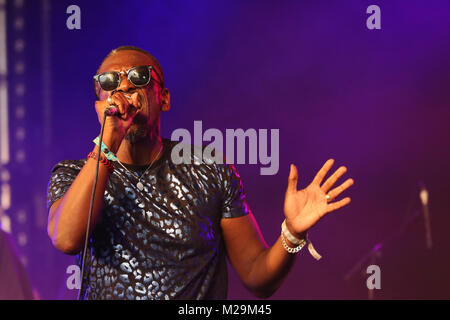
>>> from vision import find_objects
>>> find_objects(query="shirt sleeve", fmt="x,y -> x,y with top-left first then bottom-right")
218,163 -> 250,219
46,160 -> 85,210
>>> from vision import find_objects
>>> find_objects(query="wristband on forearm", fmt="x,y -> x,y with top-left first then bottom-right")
281,219 -> 322,260
93,137 -> 118,162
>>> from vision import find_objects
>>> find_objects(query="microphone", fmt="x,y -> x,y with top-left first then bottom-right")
419,181 -> 432,249
104,105 -> 120,117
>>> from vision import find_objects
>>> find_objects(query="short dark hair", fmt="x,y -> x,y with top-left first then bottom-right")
94,46 -> 165,98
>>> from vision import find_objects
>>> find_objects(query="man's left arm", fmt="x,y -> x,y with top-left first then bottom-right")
221,159 -> 354,298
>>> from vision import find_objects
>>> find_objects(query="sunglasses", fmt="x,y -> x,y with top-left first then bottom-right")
93,65 -> 164,94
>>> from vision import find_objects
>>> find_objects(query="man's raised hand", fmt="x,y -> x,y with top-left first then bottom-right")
283,159 -> 354,238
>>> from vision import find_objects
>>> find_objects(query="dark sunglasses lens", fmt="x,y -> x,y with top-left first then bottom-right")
99,72 -> 120,91
129,66 -> 150,86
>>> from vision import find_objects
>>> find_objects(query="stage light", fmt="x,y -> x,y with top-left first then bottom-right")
17,209 -> 26,223
13,0 -> 23,9
20,255 -> 27,267
15,127 -> 25,141
0,214 -> 11,233
15,83 -> 25,96
15,105 -> 25,118
17,232 -> 27,246
0,168 -> 9,181
14,61 -> 24,74
15,149 -> 25,163
14,39 -> 24,52
13,17 -> 24,30
0,179 -> 10,211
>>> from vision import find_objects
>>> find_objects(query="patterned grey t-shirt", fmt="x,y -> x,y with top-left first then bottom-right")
47,138 -> 249,300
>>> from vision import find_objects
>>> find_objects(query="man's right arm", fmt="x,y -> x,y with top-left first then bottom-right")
47,145 -> 114,255
47,92 -> 137,255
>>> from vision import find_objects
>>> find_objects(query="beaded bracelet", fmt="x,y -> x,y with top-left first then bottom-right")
87,151 -> 114,173
93,137 -> 118,162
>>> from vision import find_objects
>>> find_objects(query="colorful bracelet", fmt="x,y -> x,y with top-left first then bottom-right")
93,137 -> 118,162
87,151 -> 114,173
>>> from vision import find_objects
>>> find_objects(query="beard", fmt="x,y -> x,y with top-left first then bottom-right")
124,124 -> 149,144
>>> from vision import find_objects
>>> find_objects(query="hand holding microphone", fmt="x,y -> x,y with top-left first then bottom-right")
94,91 -> 140,153
105,92 -> 140,119
105,96 -> 120,117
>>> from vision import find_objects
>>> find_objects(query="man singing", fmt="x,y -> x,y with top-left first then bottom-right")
47,46 -> 354,300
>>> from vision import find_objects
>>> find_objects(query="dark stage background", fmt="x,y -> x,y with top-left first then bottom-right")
1,0 -> 449,299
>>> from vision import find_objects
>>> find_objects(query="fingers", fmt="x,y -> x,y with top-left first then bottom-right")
321,166 -> 347,192
326,178 -> 354,202
94,92 -> 136,127
109,92 -> 131,119
286,164 -> 298,194
326,197 -> 351,214
130,92 -> 140,110
312,159 -> 334,185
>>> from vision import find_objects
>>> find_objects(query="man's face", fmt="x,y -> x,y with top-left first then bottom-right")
96,50 -> 168,143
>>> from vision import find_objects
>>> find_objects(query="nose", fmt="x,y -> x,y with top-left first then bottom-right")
116,72 -> 135,93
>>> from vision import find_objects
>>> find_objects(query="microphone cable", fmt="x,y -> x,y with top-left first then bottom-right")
77,110 -> 112,300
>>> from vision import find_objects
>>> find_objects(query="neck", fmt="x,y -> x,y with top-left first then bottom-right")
116,127 -> 163,166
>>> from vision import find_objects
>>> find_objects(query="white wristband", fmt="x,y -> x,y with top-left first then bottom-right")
281,219 -> 322,260
281,220 -> 305,245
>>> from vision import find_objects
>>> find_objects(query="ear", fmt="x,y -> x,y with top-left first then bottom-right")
160,87 -> 171,112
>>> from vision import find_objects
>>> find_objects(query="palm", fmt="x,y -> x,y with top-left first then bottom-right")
283,160 -> 354,237
285,184 -> 328,232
